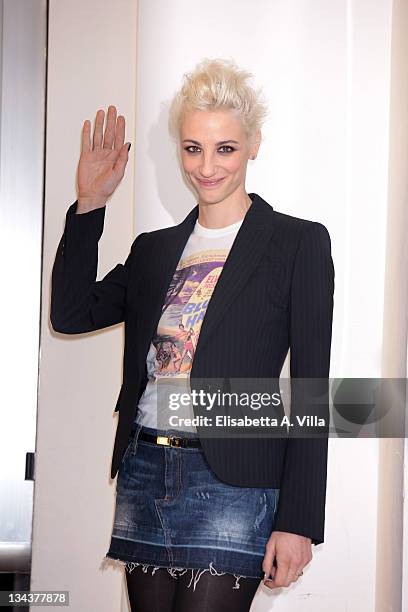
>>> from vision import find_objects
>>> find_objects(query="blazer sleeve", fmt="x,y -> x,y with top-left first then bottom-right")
273,222 -> 335,545
50,200 -> 146,334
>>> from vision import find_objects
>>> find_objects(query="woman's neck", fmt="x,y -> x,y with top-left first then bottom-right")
197,192 -> 252,229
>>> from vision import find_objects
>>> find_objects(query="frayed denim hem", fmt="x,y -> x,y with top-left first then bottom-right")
101,556 -> 248,591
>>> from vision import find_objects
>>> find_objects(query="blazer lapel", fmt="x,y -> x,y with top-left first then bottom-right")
191,192 -> 276,360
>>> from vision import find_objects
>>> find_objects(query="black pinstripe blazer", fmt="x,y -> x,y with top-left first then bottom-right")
50,192 -> 334,545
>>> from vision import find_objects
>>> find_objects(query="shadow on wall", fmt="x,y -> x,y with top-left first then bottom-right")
147,102 -> 206,227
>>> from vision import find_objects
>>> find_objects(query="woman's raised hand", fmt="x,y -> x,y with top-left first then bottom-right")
76,105 -> 131,213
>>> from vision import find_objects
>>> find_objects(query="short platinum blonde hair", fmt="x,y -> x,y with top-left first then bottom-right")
168,57 -> 269,145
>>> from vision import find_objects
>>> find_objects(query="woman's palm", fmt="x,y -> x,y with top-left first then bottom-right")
78,148 -> 123,201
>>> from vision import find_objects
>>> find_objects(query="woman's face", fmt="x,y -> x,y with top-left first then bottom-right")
179,108 -> 260,205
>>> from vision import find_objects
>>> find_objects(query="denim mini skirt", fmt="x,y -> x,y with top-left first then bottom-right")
102,423 -> 280,591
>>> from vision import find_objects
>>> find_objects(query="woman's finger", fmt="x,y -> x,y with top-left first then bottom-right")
114,115 -> 126,151
287,565 -> 304,583
112,142 -> 131,180
262,544 -> 276,584
93,109 -> 105,150
103,105 -> 117,149
271,556 -> 277,579
271,557 -> 290,588
82,120 -> 91,153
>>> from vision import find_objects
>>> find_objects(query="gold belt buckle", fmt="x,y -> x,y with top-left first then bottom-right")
156,435 -> 182,447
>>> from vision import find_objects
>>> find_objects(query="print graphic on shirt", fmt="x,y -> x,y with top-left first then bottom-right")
146,249 -> 228,381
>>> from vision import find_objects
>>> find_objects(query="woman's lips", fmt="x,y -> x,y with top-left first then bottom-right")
196,177 -> 226,188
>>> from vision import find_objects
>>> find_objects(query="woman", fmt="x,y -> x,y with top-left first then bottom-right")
51,58 -> 334,611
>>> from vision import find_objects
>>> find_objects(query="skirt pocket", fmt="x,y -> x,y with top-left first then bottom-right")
120,423 -> 143,467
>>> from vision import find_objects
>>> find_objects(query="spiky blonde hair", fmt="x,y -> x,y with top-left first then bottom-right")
168,57 -> 269,145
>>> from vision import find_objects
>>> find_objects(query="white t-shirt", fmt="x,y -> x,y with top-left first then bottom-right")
134,215 -> 244,432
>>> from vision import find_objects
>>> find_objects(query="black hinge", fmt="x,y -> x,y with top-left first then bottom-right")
25,452 -> 35,481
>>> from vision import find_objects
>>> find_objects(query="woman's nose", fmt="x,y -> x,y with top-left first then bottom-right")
198,154 -> 217,177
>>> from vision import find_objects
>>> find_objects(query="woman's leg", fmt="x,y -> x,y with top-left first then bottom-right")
125,565 -> 178,612
173,571 -> 260,612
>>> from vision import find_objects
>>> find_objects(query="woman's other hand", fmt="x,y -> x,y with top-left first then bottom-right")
76,105 -> 131,213
262,531 -> 312,589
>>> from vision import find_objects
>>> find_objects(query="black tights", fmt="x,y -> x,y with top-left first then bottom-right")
125,565 -> 260,612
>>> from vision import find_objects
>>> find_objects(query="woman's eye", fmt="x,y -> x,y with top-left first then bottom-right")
183,145 -> 235,154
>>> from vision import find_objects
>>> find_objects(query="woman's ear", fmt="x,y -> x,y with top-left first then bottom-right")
249,129 -> 262,160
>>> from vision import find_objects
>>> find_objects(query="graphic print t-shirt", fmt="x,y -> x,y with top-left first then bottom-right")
134,215 -> 244,432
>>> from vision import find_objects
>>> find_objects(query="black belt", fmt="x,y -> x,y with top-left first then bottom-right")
137,430 -> 202,448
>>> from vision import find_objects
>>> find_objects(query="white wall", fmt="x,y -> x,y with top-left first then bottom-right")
134,0 -> 399,610
32,0 -> 407,611
31,1 -> 138,611
384,0 -> 408,610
